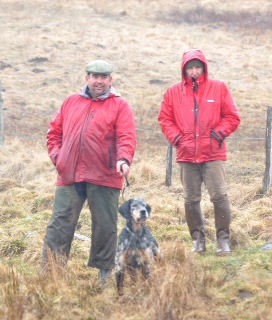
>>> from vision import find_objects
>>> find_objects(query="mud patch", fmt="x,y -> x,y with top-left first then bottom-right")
0,61 -> 12,70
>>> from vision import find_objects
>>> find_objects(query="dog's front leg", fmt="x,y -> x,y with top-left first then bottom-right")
127,266 -> 137,284
141,263 -> 150,280
116,269 -> 125,296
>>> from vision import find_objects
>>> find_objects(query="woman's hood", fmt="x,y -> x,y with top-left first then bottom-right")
181,49 -> 208,82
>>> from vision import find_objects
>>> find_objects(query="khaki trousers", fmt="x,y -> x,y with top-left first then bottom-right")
179,161 -> 228,203
42,183 -> 120,269
180,161 -> 231,246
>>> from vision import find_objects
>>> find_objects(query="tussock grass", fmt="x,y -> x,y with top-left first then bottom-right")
164,7 -> 272,30
0,230 -> 28,256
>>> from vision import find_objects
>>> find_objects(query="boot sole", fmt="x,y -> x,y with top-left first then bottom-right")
217,251 -> 231,256
192,249 -> 206,254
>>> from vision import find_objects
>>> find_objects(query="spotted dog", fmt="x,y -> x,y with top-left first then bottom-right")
115,198 -> 162,295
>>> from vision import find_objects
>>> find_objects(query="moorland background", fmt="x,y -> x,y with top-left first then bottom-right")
0,0 -> 272,319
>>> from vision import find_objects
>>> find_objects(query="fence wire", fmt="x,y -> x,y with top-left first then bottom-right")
136,128 -> 266,186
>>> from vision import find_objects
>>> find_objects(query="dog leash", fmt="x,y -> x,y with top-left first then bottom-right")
122,175 -> 130,200
120,162 -> 130,200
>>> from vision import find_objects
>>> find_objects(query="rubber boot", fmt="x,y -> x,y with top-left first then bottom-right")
99,269 -> 112,287
184,202 -> 206,253
214,200 -> 231,256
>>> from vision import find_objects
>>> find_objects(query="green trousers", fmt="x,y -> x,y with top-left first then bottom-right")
42,183 -> 120,269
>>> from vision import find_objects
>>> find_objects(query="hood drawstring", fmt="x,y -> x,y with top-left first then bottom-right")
192,77 -> 198,92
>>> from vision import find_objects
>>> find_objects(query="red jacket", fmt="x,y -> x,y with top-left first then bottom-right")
47,86 -> 136,189
158,49 -> 240,163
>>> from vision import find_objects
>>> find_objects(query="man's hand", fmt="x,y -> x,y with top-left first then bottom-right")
116,160 -> 130,177
210,129 -> 225,148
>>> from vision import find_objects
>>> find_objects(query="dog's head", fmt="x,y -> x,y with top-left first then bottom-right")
118,198 -> 151,224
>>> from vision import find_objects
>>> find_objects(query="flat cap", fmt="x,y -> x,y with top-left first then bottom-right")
85,60 -> 114,75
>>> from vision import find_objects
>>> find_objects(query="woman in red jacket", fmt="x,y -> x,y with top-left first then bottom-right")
42,60 -> 136,283
158,49 -> 240,255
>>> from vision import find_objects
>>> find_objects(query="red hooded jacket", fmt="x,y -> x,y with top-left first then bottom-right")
47,85 -> 136,189
158,49 -> 240,163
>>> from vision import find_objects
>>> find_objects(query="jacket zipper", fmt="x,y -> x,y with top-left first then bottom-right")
194,95 -> 199,162
77,108 -> 93,175
83,110 -> 94,132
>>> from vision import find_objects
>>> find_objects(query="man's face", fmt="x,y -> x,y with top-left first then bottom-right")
185,65 -> 204,79
86,73 -> 112,98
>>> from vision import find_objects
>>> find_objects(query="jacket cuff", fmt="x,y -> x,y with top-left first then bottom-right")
174,134 -> 182,147
118,158 -> 130,166
50,154 -> 57,166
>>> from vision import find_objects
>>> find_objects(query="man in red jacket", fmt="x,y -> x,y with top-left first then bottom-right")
42,60 -> 136,283
158,49 -> 240,255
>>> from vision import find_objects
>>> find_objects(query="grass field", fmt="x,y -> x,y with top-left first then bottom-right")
0,0 -> 272,319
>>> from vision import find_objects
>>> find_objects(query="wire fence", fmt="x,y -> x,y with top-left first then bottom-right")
136,126 -> 267,189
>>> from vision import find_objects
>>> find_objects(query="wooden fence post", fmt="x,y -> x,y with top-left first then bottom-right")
0,80 -> 4,146
263,106 -> 272,193
165,143 -> 173,186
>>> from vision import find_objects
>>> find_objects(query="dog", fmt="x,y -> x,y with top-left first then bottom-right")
115,198 -> 162,295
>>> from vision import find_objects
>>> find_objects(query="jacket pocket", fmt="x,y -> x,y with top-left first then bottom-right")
176,133 -> 195,159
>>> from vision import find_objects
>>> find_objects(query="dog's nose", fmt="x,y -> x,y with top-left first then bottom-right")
140,210 -> 147,218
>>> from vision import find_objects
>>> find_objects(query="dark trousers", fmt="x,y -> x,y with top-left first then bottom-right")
42,183 -> 120,269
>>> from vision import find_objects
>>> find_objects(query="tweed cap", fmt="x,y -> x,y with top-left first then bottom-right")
185,59 -> 204,69
85,60 -> 114,75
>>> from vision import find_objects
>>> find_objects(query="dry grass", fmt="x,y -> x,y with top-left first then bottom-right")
1,0 -> 272,319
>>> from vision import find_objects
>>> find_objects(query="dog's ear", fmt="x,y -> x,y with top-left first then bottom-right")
118,200 -> 132,220
146,203 -> 152,215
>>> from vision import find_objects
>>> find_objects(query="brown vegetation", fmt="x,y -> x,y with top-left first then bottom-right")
0,0 -> 272,319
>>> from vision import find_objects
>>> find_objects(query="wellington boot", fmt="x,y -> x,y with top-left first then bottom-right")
99,269 -> 112,286
217,232 -> 231,256
214,200 -> 231,256
192,231 -> 206,253
185,202 -> 206,253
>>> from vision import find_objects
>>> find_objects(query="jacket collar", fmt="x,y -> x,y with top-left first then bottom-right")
184,74 -> 205,91
79,85 -> 121,100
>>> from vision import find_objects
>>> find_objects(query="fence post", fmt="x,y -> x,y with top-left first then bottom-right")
263,106 -> 272,193
0,80 -> 4,146
165,143 -> 173,186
